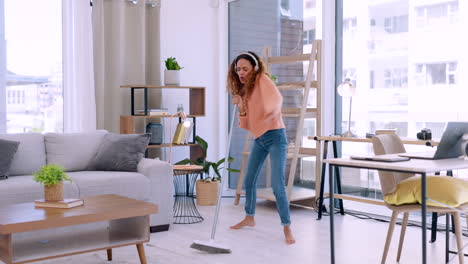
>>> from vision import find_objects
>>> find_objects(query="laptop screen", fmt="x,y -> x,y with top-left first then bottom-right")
434,122 -> 468,159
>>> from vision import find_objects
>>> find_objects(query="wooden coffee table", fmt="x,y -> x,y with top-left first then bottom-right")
0,194 -> 157,264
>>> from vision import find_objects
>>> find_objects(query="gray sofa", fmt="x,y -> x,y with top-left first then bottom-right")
0,131 -> 174,232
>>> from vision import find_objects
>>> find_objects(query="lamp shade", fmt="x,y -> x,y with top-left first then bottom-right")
337,79 -> 356,97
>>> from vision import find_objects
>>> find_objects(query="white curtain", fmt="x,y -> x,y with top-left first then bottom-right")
92,0 -> 161,133
63,0 -> 97,132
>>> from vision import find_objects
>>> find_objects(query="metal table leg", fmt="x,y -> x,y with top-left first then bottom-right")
332,141 -> 345,215
421,172 -> 427,264
317,140 -> 329,220
329,164 -> 335,264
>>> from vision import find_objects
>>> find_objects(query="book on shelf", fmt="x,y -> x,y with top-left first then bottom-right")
182,121 -> 194,143
172,120 -> 193,144
172,123 -> 186,144
137,109 -> 170,116
34,198 -> 84,209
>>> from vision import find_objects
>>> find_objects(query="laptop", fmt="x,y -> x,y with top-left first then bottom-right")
399,122 -> 468,160
350,155 -> 410,162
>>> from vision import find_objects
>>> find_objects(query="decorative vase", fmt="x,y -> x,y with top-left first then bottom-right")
164,70 -> 180,85
195,180 -> 219,206
44,182 -> 64,202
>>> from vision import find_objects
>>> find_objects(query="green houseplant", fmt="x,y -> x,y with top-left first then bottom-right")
164,57 -> 183,85
33,164 -> 71,202
269,73 -> 278,84
176,136 -> 239,205
175,135 -> 239,182
165,57 -> 183,71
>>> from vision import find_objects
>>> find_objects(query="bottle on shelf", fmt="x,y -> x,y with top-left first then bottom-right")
177,104 -> 184,113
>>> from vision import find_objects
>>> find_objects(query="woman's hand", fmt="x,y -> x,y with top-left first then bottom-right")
232,95 -> 242,105
232,95 -> 246,115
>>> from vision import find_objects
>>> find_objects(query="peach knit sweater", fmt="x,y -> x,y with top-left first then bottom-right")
238,74 -> 285,139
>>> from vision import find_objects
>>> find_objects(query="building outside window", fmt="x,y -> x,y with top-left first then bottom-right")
415,0 -> 459,27
343,17 -> 357,35
339,0 -> 468,215
303,29 -> 316,45
384,15 -> 408,33
414,62 -> 457,86
383,68 -> 408,88
343,68 -> 357,87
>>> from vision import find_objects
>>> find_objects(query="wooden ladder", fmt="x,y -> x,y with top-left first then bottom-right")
234,40 -> 322,207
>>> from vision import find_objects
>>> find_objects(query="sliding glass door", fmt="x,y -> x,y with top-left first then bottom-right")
228,0 -> 323,189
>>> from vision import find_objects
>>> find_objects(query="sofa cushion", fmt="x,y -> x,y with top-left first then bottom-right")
0,175 -> 79,206
87,133 -> 150,172
68,171 -> 150,201
45,131 -> 107,172
0,133 -> 46,176
0,139 -> 20,180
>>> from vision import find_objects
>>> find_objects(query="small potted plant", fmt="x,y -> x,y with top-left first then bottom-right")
176,136 -> 239,205
164,57 -> 183,85
33,164 -> 71,202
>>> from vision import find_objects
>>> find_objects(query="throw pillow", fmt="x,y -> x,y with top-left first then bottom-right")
0,139 -> 20,180
44,130 -> 107,172
87,133 -> 150,172
384,175 -> 468,207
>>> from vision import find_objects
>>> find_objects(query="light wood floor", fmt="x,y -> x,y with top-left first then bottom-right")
35,198 -> 467,264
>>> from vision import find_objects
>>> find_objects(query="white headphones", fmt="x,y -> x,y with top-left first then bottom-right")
238,52 -> 259,72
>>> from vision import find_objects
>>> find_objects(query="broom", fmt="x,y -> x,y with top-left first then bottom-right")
190,105 -> 237,254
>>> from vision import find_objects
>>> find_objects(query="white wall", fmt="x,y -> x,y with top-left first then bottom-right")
160,0 -> 228,167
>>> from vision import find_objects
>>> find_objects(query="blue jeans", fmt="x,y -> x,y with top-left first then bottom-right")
244,128 -> 291,226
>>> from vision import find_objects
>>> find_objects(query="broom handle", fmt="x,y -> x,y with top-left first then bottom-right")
210,104 -> 237,240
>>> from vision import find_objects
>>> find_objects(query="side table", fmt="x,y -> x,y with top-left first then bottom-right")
173,165 -> 204,224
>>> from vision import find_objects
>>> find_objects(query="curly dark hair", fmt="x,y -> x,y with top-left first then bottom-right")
227,51 -> 267,98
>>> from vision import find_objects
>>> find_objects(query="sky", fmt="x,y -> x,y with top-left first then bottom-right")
4,0 -> 62,76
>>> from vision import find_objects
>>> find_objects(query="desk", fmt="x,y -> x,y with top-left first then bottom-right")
324,156 -> 468,264
312,135 -> 439,220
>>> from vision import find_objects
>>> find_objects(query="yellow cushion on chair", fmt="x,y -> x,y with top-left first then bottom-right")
384,175 -> 468,207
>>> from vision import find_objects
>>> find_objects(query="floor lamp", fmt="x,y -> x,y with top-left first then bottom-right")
337,78 -> 356,137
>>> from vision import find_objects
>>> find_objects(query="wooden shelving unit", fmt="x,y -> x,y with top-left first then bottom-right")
120,85 -> 205,160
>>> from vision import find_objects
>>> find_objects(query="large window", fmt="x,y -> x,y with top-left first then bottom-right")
383,68 -> 408,88
1,0 -> 63,133
415,62 -> 457,86
343,17 -> 357,35
338,0 -> 466,213
415,1 -> 459,27
384,15 -> 408,33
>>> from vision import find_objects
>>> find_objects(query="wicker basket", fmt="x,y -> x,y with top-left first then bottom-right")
44,182 -> 64,202
196,180 -> 219,206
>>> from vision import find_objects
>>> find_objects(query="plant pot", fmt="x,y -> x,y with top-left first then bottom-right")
164,70 -> 180,85
196,180 -> 219,206
44,182 -> 64,202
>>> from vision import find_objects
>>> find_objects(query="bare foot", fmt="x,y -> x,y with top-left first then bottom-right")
284,226 -> 296,244
230,216 -> 255,229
